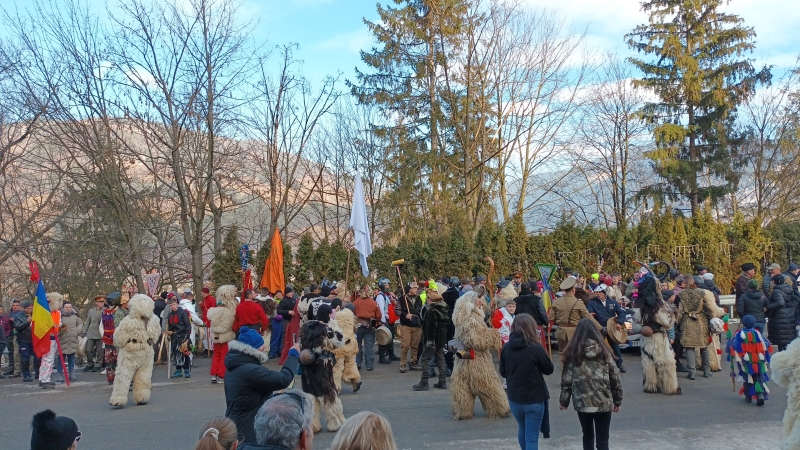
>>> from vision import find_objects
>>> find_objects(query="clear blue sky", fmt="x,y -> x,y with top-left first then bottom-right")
250,0 -> 799,85
1,0 -> 797,86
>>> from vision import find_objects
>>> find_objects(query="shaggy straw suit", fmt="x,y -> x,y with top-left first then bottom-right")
450,292 -> 511,420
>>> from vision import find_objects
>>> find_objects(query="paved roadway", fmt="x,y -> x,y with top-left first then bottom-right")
0,348 -> 786,449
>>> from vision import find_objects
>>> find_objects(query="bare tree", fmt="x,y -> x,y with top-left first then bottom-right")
569,54 -> 650,228
109,0 -> 253,291
247,45 -> 339,241
734,67 -> 800,223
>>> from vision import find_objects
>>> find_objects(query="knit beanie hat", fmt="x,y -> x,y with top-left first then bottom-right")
31,410 -> 79,450
238,326 -> 264,350
741,315 -> 757,329
747,279 -> 759,290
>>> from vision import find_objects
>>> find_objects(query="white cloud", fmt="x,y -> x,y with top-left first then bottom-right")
521,0 -> 799,70
313,27 -> 372,55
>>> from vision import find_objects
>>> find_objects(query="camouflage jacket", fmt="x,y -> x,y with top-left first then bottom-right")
559,339 -> 623,412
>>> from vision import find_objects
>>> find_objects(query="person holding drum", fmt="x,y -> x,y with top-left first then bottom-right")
587,284 -> 628,373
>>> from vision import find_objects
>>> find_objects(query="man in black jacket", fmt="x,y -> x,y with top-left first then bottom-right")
737,279 -> 768,334
441,278 -> 460,374
413,289 -> 450,391
512,282 -> 548,327
14,302 -> 35,382
395,282 -> 423,373
225,326 -> 300,444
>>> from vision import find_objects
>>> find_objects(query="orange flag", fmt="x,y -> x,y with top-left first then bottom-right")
260,229 -> 285,295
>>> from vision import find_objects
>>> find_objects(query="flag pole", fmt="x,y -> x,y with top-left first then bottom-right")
345,229 -> 354,298
54,329 -> 70,387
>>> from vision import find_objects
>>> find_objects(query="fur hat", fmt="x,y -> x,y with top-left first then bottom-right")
237,326 -> 264,350
215,285 -> 238,309
495,282 -> 517,308
31,409 -> 79,450
426,288 -> 443,302
320,285 -> 332,297
46,293 -> 64,312
128,294 -> 155,319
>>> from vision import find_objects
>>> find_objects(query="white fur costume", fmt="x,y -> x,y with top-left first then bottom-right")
329,309 -> 361,393
641,304 -> 681,395
110,294 -> 161,407
207,285 -> 237,344
771,338 -> 800,449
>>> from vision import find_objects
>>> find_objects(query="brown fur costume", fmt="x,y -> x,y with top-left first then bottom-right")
639,275 -> 681,395
450,292 -> 510,420
329,308 -> 361,393
207,285 -> 237,344
299,320 -> 346,432
110,294 -> 161,407
771,338 -> 800,449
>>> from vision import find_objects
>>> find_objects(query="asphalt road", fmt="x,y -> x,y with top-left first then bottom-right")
0,347 -> 786,449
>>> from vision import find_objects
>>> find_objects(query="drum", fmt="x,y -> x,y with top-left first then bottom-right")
607,317 -> 628,345
376,325 -> 392,346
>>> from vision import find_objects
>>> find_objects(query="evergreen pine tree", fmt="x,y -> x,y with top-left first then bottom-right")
295,234 -> 315,287
211,225 -> 243,290
627,0 -> 770,214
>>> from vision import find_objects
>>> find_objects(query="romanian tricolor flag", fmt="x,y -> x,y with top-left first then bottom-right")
541,278 -> 554,311
31,279 -> 55,358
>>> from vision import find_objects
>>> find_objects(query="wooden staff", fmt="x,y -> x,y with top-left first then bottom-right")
485,256 -> 496,311
157,331 -> 167,363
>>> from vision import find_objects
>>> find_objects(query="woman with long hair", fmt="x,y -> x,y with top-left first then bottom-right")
329,411 -> 398,450
559,318 -> 623,450
499,313 -> 554,450
195,416 -> 238,450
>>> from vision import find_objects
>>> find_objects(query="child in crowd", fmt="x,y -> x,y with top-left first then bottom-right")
727,314 -> 771,406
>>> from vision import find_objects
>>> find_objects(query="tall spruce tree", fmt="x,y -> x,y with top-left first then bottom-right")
349,0 -> 467,232
211,225 -> 243,289
626,0 -> 770,215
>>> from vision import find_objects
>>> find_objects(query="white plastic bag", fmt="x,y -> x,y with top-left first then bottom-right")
77,335 -> 88,357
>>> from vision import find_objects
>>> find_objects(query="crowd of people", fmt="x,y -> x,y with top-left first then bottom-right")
7,259 -> 799,450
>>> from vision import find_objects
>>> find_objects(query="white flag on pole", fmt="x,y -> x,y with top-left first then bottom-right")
349,171 -> 373,277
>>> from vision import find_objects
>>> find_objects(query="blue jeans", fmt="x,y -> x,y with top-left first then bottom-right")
269,319 -> 283,358
57,353 -> 75,374
356,327 -> 376,370
509,400 -> 545,450
18,343 -> 32,377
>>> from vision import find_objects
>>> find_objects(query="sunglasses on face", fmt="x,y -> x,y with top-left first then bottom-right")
269,391 -> 306,415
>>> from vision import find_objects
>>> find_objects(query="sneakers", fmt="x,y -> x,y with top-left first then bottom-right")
23,375 -> 33,382
41,382 -> 55,389
399,365 -> 407,373
676,363 -> 689,373
101,369 -> 107,375
172,370 -> 183,378
212,375 -> 218,384
702,370 -> 712,378
217,377 -> 224,384
184,370 -> 191,378
618,365 -> 627,373
756,394 -> 765,406
55,373 -> 65,384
